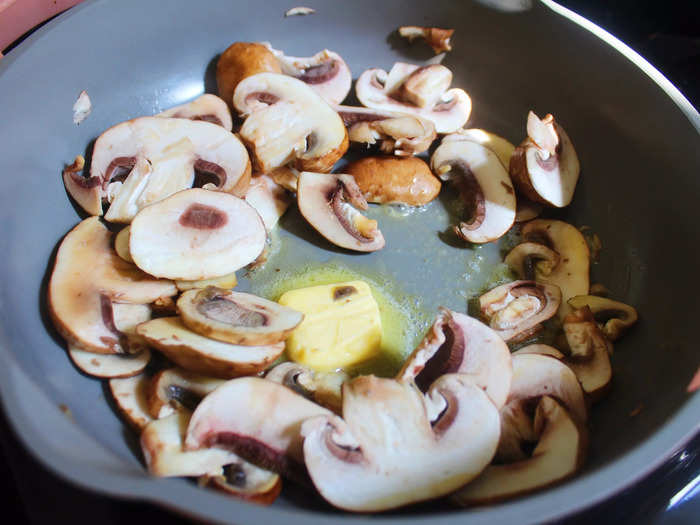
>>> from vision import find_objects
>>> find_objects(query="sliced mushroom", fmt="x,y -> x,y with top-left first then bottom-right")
217,42 -> 283,108
441,128 -> 515,170
64,116 -> 251,222
141,409 -> 240,477
185,377 -> 332,482
177,287 -> 304,346
562,306 -> 613,402
264,44 -> 352,105
512,344 -> 565,359
62,155 -> 101,215
233,73 -> 348,173
452,396 -> 588,505
356,63 -> 471,133
129,188 -> 266,280
146,367 -> 227,419
301,374 -> 500,511
48,217 -> 176,354
267,166 -> 300,193
114,225 -> 132,262
265,362 -> 349,414
398,26 -> 454,54
158,93 -> 233,130
479,281 -> 561,343
244,173 -> 292,231
397,308 -> 512,409
297,172 -> 385,252
200,461 -> 282,505
175,272 -> 238,292
109,374 -> 153,431
514,199 -> 543,223
509,111 -> 580,208
69,345 -> 151,379
335,105 -> 436,156
136,317 -> 284,379
505,219 -> 590,318
431,137 -> 516,243
568,295 -> 638,341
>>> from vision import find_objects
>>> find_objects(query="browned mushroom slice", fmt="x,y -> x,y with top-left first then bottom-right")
244,173 -> 292,232
48,217 -> 176,354
200,461 -> 282,505
129,188 -> 266,281
506,219 -> 590,318
109,374 -> 153,431
69,345 -> 151,379
217,42 -> 283,110
431,138 -> 516,243
301,374 -> 500,511
563,306 -> 613,402
136,317 -> 284,379
175,272 -> 238,292
398,26 -> 454,54
397,308 -> 512,409
356,63 -> 471,134
177,287 -> 304,346
185,377 -> 332,482
509,111 -> 580,208
514,199 -> 543,223
147,368 -> 228,419
568,295 -> 638,341
114,225 -> 132,262
233,73 -> 348,173
265,362 -> 348,414
62,155 -> 102,216
335,105 -> 436,156
479,281 -> 561,343
297,172 -> 385,252
267,166 -> 299,192
452,396 -> 588,505
157,94 -> 233,130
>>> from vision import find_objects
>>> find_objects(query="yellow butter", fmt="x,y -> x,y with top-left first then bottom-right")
278,280 -> 382,372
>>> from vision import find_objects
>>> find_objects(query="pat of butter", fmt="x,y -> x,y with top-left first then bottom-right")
278,280 -> 381,372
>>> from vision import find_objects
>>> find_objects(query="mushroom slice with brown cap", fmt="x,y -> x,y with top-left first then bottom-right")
514,199 -> 544,223
264,44 -> 352,105
506,219 -> 590,318
233,73 -> 348,173
69,345 -> 151,379
441,128 -> 515,170
244,174 -> 292,232
398,26 -> 454,54
48,217 -> 176,354
265,362 -> 349,414
568,295 -> 638,341
509,111 -> 580,208
335,105 -> 436,156
62,155 -> 102,216
297,172 -> 385,252
157,94 -> 233,130
147,368 -> 228,420
356,63 -> 471,133
200,461 -> 282,505
431,137 -> 516,243
109,374 -> 153,431
301,374 -> 501,512
452,396 -> 588,505
136,317 -> 284,379
177,287 -> 304,346
185,377 -> 332,481
479,281 -> 561,343
397,308 -> 512,409
129,188 -> 266,281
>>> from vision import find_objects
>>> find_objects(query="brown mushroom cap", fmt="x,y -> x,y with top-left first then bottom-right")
568,295 -> 638,341
217,42 -> 282,109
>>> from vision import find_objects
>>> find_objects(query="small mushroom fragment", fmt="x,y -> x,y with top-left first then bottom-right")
64,116 -> 251,222
568,295 -> 638,341
398,26 -> 454,54
442,128 -> 515,170
185,377 -> 332,481
562,307 -> 613,402
109,374 -> 153,431
431,137 -> 516,243
479,281 -> 561,343
175,272 -> 238,292
265,44 -> 352,105
217,42 -> 283,108
147,368 -> 227,419
69,345 -> 151,379
129,189 -> 266,280
509,111 -> 580,208
48,217 -> 176,354
344,156 -> 441,206
136,317 -> 285,379
157,93 -> 233,130
244,173 -> 292,231
297,172 -> 385,252
452,396 -> 588,505
397,308 -> 512,409
266,362 -> 349,414
114,226 -> 132,262
301,374 -> 501,511
505,219 -> 590,318
72,90 -> 91,125
141,409 -> 240,477
335,105 -> 437,156
233,73 -> 348,173
200,461 -> 282,505
284,6 -> 315,17
356,62 -> 471,133
177,287 -> 304,346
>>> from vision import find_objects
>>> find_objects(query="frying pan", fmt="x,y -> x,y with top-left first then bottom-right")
0,0 -> 698,523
